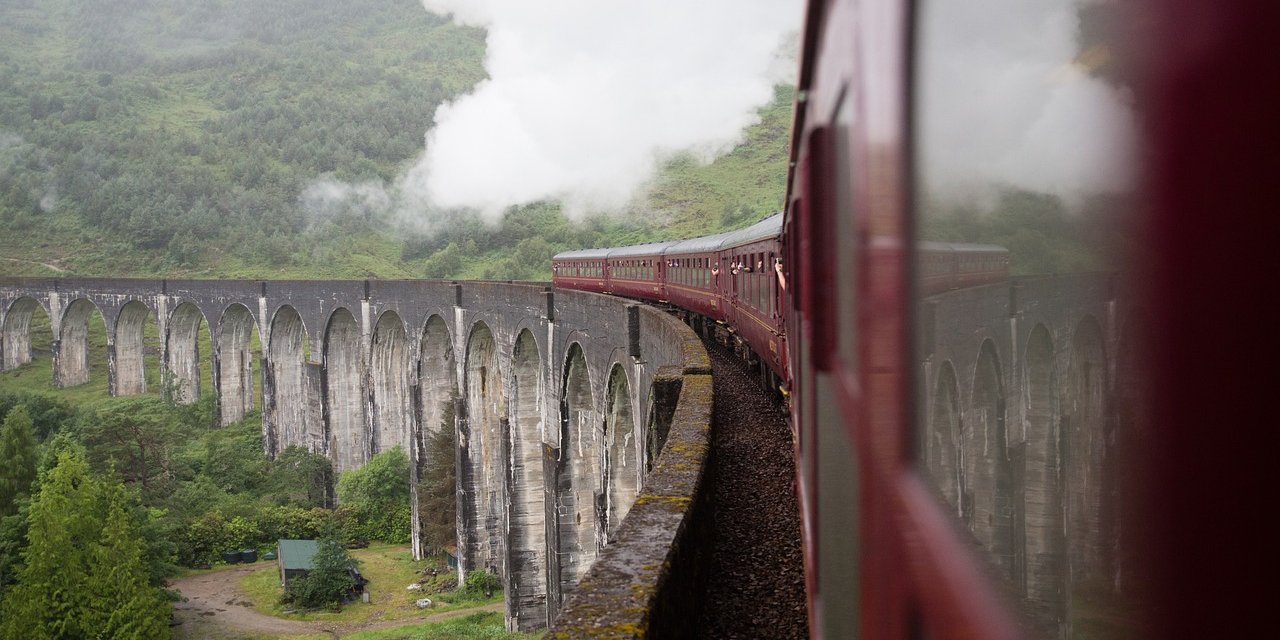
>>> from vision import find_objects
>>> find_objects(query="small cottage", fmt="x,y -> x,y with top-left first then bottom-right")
276,539 -> 320,589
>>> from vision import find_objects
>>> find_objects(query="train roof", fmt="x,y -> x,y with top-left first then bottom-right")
718,213 -> 784,250
553,248 -> 612,260
663,230 -> 738,255
918,241 -> 1009,254
607,241 -> 680,259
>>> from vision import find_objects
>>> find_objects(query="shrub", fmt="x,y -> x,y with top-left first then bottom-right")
283,537 -> 358,610
463,570 -> 501,598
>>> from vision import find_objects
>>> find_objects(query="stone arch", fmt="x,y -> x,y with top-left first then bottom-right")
508,328 -> 547,629
554,342 -> 599,606
926,361 -> 963,515
266,305 -> 315,457
165,302 -> 207,404
1065,316 -> 1109,589
2,297 -> 49,370
604,363 -> 638,541
325,307 -> 366,473
414,314 -> 457,562
112,301 -> 155,396
218,304 -> 260,426
1023,323 -> 1065,629
969,339 -> 1014,580
370,310 -> 412,454
461,321 -> 507,579
56,299 -> 104,388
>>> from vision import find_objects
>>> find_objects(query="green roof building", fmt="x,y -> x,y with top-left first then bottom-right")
276,539 -> 320,588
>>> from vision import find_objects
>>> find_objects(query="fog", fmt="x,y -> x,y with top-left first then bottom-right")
306,1 -> 800,226
916,0 -> 1135,211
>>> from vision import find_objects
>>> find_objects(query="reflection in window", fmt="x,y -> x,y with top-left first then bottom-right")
914,1 -> 1140,637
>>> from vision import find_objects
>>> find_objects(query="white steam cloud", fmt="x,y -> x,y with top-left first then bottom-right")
917,0 -> 1135,208
302,1 -> 800,226
408,1 -> 800,218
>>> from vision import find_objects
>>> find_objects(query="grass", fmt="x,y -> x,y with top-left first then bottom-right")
342,612 -> 536,640
238,543 -> 503,624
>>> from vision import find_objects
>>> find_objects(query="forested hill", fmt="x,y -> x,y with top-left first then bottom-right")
0,0 -> 794,281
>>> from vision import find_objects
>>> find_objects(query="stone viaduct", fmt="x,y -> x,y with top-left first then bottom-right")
0,277 -> 709,631
0,272 -> 1130,635
919,272 -> 1138,635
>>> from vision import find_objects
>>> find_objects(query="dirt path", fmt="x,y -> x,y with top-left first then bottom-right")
169,564 -> 505,639
1,257 -> 67,273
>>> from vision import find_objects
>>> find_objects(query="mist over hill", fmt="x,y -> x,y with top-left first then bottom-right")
0,0 -> 795,281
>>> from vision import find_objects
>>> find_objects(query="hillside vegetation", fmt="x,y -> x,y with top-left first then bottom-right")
0,0 -> 793,282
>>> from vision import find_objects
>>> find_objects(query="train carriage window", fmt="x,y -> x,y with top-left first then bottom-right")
832,91 -> 858,371
913,0 -> 1140,636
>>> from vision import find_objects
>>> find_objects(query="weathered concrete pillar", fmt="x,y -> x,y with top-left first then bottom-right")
604,364 -> 638,542
459,322 -> 507,581
325,308 -> 366,472
164,302 -> 205,405
507,329 -> 548,631
1064,318 -> 1109,613
111,301 -> 150,397
370,311 -> 413,456
2,298 -> 40,370
968,341 -> 1014,579
265,305 -> 316,458
1023,324 -> 1066,634
53,298 -> 95,388
416,315 -> 456,562
552,343 -> 600,608
218,304 -> 257,426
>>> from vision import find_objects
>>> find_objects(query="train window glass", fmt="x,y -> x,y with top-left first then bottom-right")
913,0 -> 1139,637
833,90 -> 857,371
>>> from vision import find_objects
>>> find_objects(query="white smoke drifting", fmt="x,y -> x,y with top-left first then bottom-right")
400,0 -> 801,220
917,0 -> 1135,208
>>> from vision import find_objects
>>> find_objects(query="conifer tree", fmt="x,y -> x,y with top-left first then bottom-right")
0,453 -> 172,640
0,452 -> 96,639
0,406 -> 38,516
85,484 -> 171,639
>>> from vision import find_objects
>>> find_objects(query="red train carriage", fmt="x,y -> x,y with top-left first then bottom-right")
715,213 -> 787,378
662,230 -> 735,322
551,249 -> 611,294
918,242 -> 1009,295
605,241 -> 676,301
784,0 -> 1273,638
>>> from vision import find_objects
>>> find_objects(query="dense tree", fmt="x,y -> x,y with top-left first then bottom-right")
77,397 -> 180,502
336,446 -> 410,508
0,406 -> 37,516
267,445 -> 335,508
83,484 -> 172,639
0,393 -> 75,441
417,427 -> 458,554
0,452 -> 172,639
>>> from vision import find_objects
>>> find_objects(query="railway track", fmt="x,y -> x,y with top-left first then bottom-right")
696,339 -> 808,639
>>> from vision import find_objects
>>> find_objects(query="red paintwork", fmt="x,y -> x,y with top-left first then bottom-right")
553,1 -> 1275,637
783,0 -> 1024,636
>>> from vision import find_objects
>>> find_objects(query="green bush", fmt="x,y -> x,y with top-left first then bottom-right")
462,570 -> 501,598
282,537 -> 358,610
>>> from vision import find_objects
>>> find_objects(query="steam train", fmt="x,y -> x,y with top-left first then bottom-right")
553,216 -> 1008,386
555,0 -> 1273,638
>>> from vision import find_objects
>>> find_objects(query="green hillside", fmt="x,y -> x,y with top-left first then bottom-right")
0,0 -> 793,282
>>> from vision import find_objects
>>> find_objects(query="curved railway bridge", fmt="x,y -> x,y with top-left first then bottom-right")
0,274 -> 1129,635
